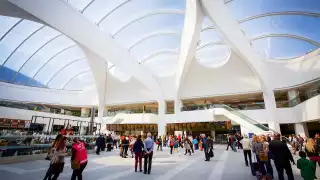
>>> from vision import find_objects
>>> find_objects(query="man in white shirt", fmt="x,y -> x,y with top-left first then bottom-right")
240,134 -> 252,166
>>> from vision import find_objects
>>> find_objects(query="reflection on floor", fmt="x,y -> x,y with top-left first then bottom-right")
0,145 -> 316,180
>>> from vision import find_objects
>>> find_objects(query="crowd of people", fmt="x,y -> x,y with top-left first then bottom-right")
40,130 -> 320,180
227,133 -> 320,180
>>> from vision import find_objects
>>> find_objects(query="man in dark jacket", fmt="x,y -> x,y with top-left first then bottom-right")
269,133 -> 295,180
95,135 -> 104,155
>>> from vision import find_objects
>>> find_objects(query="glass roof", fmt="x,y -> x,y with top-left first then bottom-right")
67,0 -> 186,77
196,17 -> 230,68
0,16 -> 95,90
226,0 -> 320,60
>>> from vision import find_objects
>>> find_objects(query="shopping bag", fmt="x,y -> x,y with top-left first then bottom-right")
209,148 -> 214,158
71,160 -> 80,170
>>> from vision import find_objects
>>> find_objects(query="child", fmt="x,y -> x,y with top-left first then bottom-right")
174,140 -> 179,153
297,151 -> 316,180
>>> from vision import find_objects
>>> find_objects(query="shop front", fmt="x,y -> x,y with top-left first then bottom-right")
106,124 -> 158,136
166,121 -> 232,139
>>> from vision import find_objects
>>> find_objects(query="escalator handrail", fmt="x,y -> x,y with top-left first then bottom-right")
211,104 -> 278,133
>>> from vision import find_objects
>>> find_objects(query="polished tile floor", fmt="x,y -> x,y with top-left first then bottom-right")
0,145 -> 316,180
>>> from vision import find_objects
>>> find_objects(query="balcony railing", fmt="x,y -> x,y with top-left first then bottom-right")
0,99 -> 82,117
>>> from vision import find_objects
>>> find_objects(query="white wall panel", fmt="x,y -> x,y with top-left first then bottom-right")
0,81 -> 96,106
180,53 -> 261,98
0,106 -> 90,122
105,75 -> 157,105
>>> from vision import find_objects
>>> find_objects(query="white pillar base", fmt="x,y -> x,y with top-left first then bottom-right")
158,123 -> 166,136
268,121 -> 281,134
294,123 -> 309,138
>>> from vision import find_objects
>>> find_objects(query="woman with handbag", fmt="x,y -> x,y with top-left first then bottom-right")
133,135 -> 144,172
43,136 -> 67,180
71,138 -> 88,180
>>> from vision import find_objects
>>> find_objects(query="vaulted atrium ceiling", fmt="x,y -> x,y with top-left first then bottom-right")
225,0 -> 320,60
1,0 -> 320,94
66,0 -> 186,78
0,16 -> 95,90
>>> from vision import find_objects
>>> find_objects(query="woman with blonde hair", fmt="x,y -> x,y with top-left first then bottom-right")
305,138 -> 320,179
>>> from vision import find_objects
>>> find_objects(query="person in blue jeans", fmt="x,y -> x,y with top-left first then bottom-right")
201,134 -> 210,161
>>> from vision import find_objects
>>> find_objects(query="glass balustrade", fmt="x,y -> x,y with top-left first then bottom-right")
211,104 -> 274,132
277,87 -> 320,108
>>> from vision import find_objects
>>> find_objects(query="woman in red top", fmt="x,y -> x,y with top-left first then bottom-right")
71,138 -> 88,180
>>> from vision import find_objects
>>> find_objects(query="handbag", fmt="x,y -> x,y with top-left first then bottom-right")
71,160 -> 80,169
209,148 -> 214,158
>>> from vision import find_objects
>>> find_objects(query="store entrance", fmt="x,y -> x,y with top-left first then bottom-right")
166,121 -> 232,137
106,124 -> 158,136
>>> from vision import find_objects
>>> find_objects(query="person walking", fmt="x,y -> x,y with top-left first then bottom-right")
133,135 -> 144,172
305,138 -> 319,179
43,136 -> 67,180
143,133 -> 154,174
297,151 -> 316,180
156,136 -> 163,151
192,138 -> 198,150
95,135 -> 103,155
188,135 -> 194,153
184,139 -> 191,155
71,138 -> 88,180
201,134 -> 210,161
169,137 -> 174,154
269,134 -> 295,180
241,135 -> 252,166
226,134 -> 233,151
122,137 -> 129,158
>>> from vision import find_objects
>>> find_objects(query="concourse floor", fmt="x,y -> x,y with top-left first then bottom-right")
0,145 -> 312,180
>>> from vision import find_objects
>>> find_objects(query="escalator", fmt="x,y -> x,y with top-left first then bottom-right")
213,104 -> 277,135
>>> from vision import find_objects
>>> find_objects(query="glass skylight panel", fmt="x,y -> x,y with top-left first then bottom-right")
64,72 -> 95,91
143,53 -> 177,77
47,59 -> 89,89
200,29 -> 222,46
202,16 -> 215,28
0,20 -> 43,65
196,44 -> 230,68
228,0 -> 320,21
0,16 -> 20,39
240,15 -> 320,43
98,0 -> 185,34
109,66 -> 131,82
114,14 -> 184,48
82,0 -> 128,24
20,35 -> 76,77
251,37 -> 317,59
34,46 -> 84,83
4,26 -> 61,72
130,35 -> 181,62
67,0 -> 92,11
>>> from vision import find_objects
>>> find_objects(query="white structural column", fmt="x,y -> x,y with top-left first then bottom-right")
174,0 -> 204,116
80,45 -> 108,123
294,123 -> 309,138
201,0 -> 280,133
9,0 -> 165,106
81,107 -> 90,117
157,101 -> 167,136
